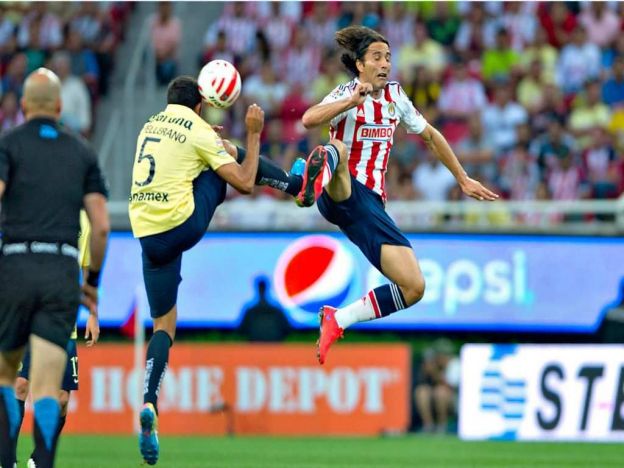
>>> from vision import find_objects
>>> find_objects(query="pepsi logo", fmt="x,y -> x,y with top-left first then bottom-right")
274,235 -> 355,313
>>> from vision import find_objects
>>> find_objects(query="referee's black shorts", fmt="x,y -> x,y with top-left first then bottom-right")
0,253 -> 80,351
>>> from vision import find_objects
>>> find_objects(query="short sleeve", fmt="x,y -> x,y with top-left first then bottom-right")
397,85 -> 427,134
321,83 -> 352,129
194,129 -> 236,171
83,147 -> 109,197
0,138 -> 10,183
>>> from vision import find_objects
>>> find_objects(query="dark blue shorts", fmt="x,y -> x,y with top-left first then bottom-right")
140,169 -> 226,318
317,176 -> 411,272
19,339 -> 78,391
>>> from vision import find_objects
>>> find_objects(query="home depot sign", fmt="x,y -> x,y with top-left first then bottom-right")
22,344 -> 410,435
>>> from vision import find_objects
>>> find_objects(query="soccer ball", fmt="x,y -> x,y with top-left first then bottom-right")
197,60 -> 242,109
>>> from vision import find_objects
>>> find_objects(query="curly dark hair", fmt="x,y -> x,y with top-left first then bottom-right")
335,26 -> 389,77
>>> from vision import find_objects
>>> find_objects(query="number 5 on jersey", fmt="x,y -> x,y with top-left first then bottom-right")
135,137 -> 161,187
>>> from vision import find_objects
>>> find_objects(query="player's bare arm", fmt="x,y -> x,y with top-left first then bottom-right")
0,180 -> 5,198
419,124 -> 499,201
82,192 -> 110,313
216,104 -> 264,194
302,82 -> 372,129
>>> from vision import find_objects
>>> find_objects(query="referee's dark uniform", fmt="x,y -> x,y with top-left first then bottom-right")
0,117 -> 107,351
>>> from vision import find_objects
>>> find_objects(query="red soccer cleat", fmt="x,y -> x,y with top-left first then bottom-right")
295,146 -> 328,207
316,306 -> 344,365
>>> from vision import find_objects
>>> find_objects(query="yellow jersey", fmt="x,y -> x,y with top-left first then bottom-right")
128,104 -> 235,238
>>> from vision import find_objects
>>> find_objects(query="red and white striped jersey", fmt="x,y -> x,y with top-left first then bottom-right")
322,78 -> 427,201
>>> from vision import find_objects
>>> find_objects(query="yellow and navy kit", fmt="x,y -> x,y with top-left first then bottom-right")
129,104 -> 235,238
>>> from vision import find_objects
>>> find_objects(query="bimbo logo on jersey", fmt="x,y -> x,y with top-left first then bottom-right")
357,125 -> 394,141
273,235 -> 355,314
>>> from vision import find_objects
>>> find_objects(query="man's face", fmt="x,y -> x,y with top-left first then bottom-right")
357,42 -> 391,90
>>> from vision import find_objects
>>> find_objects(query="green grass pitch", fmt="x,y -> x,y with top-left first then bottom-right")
18,435 -> 622,467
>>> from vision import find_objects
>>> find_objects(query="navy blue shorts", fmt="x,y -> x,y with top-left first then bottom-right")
317,176 -> 411,272
140,169 -> 226,318
19,339 -> 79,391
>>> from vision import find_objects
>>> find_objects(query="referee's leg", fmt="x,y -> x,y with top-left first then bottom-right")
0,346 -> 26,467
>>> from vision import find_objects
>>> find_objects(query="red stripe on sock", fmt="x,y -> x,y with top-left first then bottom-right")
368,291 -> 381,318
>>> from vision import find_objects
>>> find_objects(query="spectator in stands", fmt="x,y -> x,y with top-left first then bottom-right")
280,28 -> 320,85
380,3 -> 415,61
578,2 -> 620,49
304,1 -> 338,49
539,2 -> 577,49
239,276 -> 289,342
583,128 -> 620,199
1,53 -> 27,99
51,51 -> 91,135
204,2 -> 257,59
309,52 -> 350,103
438,60 -> 487,123
404,65 -> 441,124
398,22 -> 447,81
391,129 -> 421,172
150,2 -> 181,87
200,30 -> 235,68
260,119 -> 297,170
499,142 -> 540,200
242,61 -> 288,119
22,16 -> 46,74
569,79 -> 611,149
412,153 -> 457,202
602,35 -> 624,74
519,27 -> 558,85
603,56 -> 624,108
548,151 -> 587,201
65,28 -> 99,95
426,2 -> 460,48
482,28 -> 520,86
456,118 -> 497,182
414,339 -> 460,434
0,91 -> 24,133
517,59 -> 550,114
0,6 -> 16,49
530,118 -> 576,178
261,2 -> 293,53
454,2 -> 497,62
481,82 -> 528,152
499,2 -> 537,51
556,26 -> 601,96
17,3 -> 62,51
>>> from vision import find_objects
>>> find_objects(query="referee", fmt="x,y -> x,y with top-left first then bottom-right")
0,68 -> 109,468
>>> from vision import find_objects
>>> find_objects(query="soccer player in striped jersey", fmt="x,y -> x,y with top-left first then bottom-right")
14,211 -> 100,467
295,26 -> 498,364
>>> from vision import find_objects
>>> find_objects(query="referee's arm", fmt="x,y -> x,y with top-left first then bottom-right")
83,192 -> 109,274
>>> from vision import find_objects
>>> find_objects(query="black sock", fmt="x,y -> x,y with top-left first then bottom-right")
17,398 -> 25,435
0,387 -> 19,468
236,146 -> 302,196
143,330 -> 172,413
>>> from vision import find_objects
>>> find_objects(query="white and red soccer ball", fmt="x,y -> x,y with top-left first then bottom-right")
197,60 -> 241,109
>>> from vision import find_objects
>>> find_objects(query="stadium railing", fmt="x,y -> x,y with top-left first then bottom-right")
107,197 -> 624,234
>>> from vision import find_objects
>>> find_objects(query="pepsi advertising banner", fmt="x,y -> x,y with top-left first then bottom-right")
84,232 -> 624,332
460,344 -> 624,442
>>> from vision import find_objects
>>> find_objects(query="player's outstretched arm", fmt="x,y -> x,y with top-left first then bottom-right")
302,82 -> 372,129
419,124 -> 499,201
216,104 -> 264,194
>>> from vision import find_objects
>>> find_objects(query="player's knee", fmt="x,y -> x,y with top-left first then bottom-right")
328,139 -> 347,163
402,275 -> 426,306
14,377 -> 29,401
59,390 -> 70,414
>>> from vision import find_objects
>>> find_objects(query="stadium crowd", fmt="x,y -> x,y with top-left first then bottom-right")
202,1 -> 624,205
0,2 -> 133,137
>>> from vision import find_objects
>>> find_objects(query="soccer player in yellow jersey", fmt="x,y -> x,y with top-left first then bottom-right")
131,76 -> 306,465
13,211 -> 100,466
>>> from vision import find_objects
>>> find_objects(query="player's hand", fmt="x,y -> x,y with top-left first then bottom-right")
85,313 -> 100,347
211,125 -> 224,134
350,82 -> 373,106
245,104 -> 264,134
81,283 -> 99,316
459,177 -> 499,201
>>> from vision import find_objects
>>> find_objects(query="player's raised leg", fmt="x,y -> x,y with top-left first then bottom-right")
0,348 -> 23,468
318,245 -> 425,364
296,140 -> 347,207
